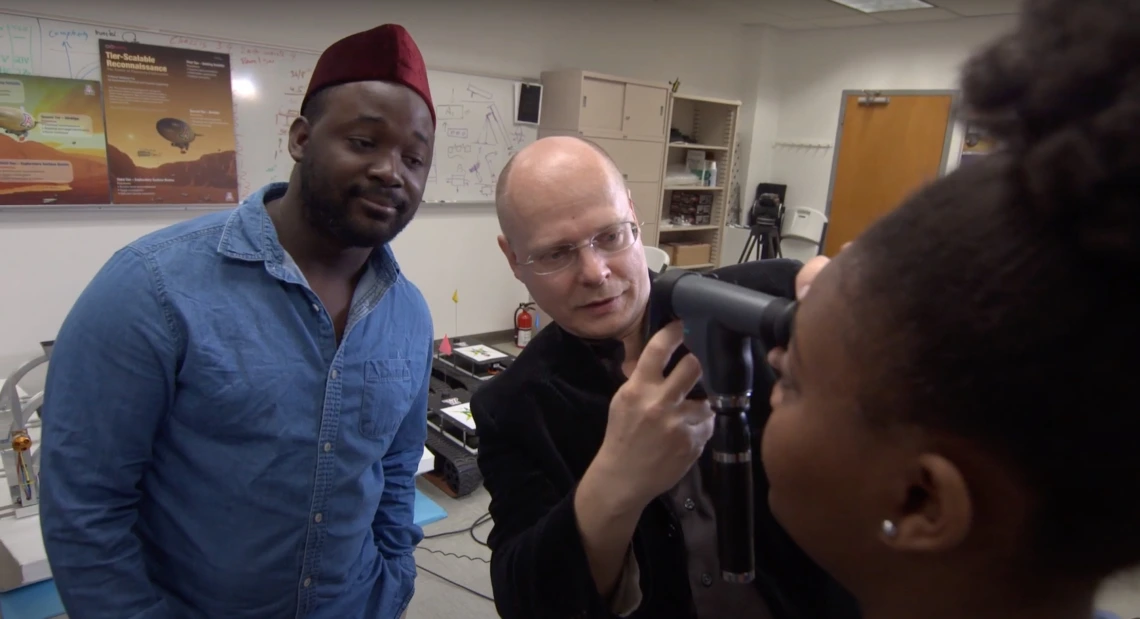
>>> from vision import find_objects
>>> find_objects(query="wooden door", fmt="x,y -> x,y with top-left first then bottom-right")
621,84 -> 668,140
823,93 -> 954,256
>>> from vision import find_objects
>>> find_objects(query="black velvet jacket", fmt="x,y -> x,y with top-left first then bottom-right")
470,259 -> 862,619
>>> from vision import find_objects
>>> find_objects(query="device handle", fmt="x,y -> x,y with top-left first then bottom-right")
712,403 -> 755,583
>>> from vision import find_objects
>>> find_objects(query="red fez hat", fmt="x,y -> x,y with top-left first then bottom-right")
303,24 -> 435,125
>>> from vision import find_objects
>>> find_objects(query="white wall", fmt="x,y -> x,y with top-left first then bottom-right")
751,16 -> 1018,217
736,26 -> 784,223
0,0 -> 752,377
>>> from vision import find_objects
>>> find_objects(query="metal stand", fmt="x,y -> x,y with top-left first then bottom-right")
738,224 -> 782,263
0,341 -> 53,518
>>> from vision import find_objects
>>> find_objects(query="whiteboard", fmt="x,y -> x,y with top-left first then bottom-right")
0,12 -> 537,204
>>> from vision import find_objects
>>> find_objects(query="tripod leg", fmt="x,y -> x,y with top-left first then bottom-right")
739,234 -> 755,264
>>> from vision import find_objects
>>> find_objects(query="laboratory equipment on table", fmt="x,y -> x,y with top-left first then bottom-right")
0,341 -> 54,593
425,340 -> 515,498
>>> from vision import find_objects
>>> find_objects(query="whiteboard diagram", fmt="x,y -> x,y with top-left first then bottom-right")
422,77 -> 537,203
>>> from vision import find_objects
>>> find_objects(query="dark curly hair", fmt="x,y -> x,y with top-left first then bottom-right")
848,0 -> 1140,579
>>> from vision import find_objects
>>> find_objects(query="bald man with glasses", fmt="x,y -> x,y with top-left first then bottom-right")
470,136 -> 860,619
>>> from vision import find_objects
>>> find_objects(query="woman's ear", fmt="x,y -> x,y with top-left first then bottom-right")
883,453 -> 973,553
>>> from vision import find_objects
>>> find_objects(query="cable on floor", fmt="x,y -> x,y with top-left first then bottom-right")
414,512 -> 495,601
421,511 -> 492,545
418,547 -> 488,564
417,512 -> 491,564
415,562 -> 494,602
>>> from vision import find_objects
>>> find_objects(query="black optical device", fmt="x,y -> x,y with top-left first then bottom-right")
646,269 -> 797,584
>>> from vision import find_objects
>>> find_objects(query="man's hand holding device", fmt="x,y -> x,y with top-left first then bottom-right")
574,321 -> 714,599
601,321 -> 715,508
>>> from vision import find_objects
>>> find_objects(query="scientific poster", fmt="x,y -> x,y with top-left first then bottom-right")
0,73 -> 110,206
99,39 -> 238,205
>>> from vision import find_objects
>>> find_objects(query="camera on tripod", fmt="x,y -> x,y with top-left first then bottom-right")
739,186 -> 786,263
750,193 -> 783,228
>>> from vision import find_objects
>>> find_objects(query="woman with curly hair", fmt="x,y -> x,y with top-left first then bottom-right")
761,1 -> 1140,618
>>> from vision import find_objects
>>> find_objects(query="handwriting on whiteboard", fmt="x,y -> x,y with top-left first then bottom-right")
38,25 -> 143,79
239,46 -> 298,66
0,23 -> 34,75
168,35 -> 233,53
46,28 -> 87,41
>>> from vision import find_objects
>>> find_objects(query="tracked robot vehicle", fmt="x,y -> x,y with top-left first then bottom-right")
424,341 -> 515,497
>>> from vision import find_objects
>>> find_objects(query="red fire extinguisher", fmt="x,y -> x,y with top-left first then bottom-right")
515,302 -> 536,348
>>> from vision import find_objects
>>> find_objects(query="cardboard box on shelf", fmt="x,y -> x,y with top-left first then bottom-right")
661,242 -> 712,267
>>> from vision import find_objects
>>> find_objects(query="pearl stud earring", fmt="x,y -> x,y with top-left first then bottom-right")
881,520 -> 898,538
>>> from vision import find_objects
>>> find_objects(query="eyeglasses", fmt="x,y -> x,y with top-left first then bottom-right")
520,222 -> 640,276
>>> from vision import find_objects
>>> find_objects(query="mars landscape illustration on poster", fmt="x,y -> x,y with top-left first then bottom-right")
0,73 -> 111,206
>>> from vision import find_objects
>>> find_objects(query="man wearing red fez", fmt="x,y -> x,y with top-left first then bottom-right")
40,24 -> 436,619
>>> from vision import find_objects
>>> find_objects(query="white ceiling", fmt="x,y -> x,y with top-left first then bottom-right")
644,0 -> 1023,30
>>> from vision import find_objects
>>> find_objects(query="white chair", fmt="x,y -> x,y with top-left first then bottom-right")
644,245 -> 671,273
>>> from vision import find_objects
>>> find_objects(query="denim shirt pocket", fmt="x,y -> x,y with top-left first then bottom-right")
360,358 -> 414,440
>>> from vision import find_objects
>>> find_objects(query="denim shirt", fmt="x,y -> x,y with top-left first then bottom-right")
39,182 -> 433,619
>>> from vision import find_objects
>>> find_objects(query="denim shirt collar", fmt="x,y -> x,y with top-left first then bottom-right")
216,182 -> 401,287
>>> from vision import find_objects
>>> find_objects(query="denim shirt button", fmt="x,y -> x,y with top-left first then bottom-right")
361,421 -> 374,435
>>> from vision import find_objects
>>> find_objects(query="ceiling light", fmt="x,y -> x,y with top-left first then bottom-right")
828,0 -> 935,13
